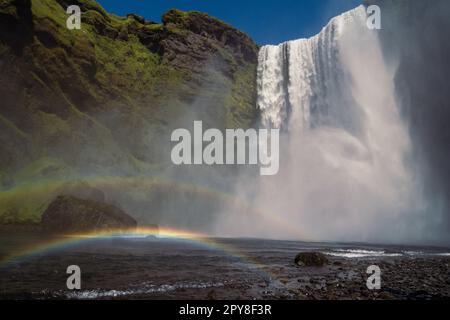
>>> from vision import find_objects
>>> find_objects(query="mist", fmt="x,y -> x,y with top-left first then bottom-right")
374,0 -> 450,244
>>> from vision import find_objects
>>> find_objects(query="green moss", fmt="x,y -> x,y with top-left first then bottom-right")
143,23 -> 164,32
0,114 -> 30,140
0,1 -> 259,224
163,9 -> 234,31
0,182 -> 62,224
31,0 -> 86,50
93,34 -> 160,95
226,63 -> 258,128
31,0 -> 67,26
162,8 -> 190,25
0,170 -> 9,189
15,157 -> 70,183
36,110 -> 71,137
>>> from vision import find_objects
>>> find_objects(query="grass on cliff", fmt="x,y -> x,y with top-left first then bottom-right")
0,0 -> 258,224
29,0 -> 185,105
0,183 -> 58,224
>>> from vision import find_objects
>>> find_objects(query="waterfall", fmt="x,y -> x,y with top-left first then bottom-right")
217,6 -> 428,243
258,6 -> 370,134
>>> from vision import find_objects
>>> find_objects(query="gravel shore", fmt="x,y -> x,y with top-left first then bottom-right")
1,236 -> 449,300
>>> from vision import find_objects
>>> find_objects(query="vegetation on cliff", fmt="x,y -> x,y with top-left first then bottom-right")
0,0 -> 259,224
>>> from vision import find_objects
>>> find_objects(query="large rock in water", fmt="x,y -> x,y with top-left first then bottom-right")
41,195 -> 137,233
294,252 -> 329,267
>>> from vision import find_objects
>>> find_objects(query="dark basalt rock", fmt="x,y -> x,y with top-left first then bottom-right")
41,195 -> 137,233
295,252 -> 329,267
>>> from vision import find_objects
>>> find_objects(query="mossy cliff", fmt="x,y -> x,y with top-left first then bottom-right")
0,0 -> 259,225
0,0 -> 259,183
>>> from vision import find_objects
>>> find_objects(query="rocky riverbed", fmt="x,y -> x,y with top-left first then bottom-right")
0,234 -> 449,300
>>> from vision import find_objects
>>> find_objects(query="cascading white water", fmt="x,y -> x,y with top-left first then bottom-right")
217,6 -> 427,243
257,6 -> 373,134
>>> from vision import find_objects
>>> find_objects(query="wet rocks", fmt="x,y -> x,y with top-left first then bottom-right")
295,252 -> 329,267
41,195 -> 137,233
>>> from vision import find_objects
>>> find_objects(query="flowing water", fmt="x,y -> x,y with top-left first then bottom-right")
217,6 -> 429,243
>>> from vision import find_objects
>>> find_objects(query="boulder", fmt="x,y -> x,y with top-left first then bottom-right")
294,252 -> 329,267
41,195 -> 137,233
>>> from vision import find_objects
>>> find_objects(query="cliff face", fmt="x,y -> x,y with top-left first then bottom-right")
0,0 -> 259,186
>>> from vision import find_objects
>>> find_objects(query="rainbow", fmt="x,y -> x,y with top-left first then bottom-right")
0,227 -> 284,285
0,175 -> 308,286
0,227 -> 216,265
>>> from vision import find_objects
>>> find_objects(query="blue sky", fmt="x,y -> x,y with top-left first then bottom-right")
97,0 -> 362,45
